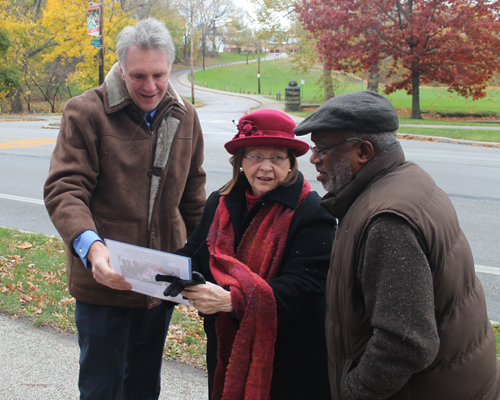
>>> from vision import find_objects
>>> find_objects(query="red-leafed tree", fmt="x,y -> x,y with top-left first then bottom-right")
295,0 -> 500,119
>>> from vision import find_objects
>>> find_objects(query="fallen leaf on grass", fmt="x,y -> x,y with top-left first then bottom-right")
59,297 -> 75,305
4,284 -> 15,292
17,242 -> 32,250
42,271 -> 57,284
10,255 -> 22,263
20,294 -> 32,304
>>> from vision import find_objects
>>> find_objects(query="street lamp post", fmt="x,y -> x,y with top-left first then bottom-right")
257,40 -> 261,94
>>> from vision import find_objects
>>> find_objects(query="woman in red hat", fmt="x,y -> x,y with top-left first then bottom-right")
178,109 -> 334,400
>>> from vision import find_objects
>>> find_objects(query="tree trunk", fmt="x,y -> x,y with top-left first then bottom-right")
411,69 -> 422,119
11,89 -> 24,114
34,0 -> 42,21
202,35 -> 205,71
323,62 -> 335,100
367,66 -> 379,92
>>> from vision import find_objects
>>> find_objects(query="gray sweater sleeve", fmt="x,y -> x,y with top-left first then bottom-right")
343,214 -> 440,400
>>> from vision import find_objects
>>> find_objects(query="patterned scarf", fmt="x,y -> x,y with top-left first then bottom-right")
207,179 -> 311,400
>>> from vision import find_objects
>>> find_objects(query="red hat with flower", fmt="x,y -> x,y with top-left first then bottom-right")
224,109 -> 309,157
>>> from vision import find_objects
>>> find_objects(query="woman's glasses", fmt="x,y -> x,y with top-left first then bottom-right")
243,155 -> 289,166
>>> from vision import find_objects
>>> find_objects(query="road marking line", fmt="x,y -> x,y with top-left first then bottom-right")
476,265 -> 500,276
0,193 -> 44,205
0,138 -> 56,149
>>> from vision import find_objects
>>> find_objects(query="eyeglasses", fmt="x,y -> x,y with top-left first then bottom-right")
309,137 -> 362,158
243,155 -> 289,166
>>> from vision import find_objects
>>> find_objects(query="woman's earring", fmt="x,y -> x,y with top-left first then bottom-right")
289,169 -> 291,172
240,167 -> 243,172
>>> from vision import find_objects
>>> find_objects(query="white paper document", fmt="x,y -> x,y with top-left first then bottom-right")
105,239 -> 192,305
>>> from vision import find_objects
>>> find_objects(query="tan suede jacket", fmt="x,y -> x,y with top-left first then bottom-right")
44,63 -> 206,308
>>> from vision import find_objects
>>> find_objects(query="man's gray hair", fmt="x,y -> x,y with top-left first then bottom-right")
345,131 -> 398,152
117,18 -> 175,71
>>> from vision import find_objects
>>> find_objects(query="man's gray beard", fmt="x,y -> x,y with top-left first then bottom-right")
324,151 -> 354,196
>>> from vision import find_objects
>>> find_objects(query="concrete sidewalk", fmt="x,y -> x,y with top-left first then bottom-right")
0,313 -> 208,399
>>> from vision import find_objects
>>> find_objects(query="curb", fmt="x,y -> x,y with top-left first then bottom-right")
43,122 -> 61,129
397,133 -> 500,148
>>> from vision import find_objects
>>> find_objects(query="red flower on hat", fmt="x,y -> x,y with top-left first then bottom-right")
236,120 -> 263,138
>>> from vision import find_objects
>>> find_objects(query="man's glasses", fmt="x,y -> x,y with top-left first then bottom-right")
309,137 -> 362,158
244,155 -> 289,166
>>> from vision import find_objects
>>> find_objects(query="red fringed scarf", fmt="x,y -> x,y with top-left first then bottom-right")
207,179 -> 311,400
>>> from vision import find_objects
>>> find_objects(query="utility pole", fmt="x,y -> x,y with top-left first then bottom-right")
98,0 -> 104,85
190,2 -> 195,105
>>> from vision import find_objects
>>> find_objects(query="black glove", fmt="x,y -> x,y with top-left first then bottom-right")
155,271 -> 206,297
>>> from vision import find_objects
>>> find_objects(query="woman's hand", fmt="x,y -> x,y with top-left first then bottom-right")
181,282 -> 234,314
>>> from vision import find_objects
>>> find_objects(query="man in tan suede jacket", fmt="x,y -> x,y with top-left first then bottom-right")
44,18 -> 206,400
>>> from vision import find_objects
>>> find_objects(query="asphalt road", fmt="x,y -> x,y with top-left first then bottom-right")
0,72 -> 499,323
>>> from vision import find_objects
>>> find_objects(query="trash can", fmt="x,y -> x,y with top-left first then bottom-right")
285,80 -> 301,112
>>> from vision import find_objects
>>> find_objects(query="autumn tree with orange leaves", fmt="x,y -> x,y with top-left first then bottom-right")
295,0 -> 500,119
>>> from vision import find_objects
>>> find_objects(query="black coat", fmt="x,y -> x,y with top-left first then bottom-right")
177,173 -> 335,400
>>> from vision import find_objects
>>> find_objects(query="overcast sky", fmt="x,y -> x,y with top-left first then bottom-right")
232,0 -> 256,21
231,0 -> 290,28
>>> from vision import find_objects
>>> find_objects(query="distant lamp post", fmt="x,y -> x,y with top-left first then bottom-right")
257,41 -> 261,94
237,29 -> 250,64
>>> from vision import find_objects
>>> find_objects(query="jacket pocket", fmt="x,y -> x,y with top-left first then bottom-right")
94,215 -> 140,245
163,210 -> 186,251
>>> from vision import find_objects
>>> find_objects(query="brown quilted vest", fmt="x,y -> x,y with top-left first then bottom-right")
321,143 -> 499,400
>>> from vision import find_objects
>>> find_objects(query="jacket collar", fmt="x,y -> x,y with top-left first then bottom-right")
103,62 -> 185,114
321,141 -> 405,221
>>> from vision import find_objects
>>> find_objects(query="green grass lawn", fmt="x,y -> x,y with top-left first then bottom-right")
172,51 -> 259,70
386,88 -> 500,116
398,118 -> 500,126
194,55 -> 500,116
0,228 -> 74,331
496,325 -> 500,356
397,129 -> 500,143
210,52 -> 260,64
0,227 -> 207,368
194,57 -> 345,103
